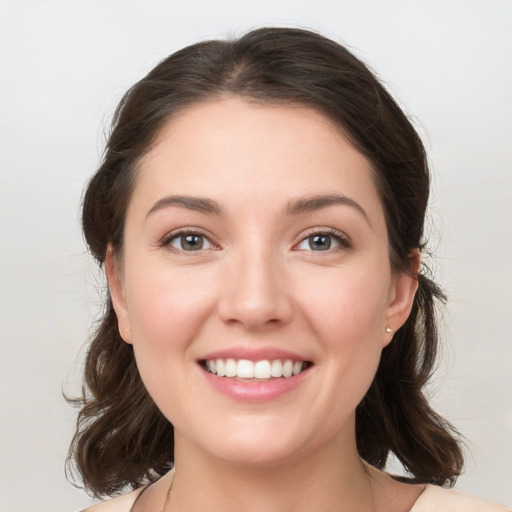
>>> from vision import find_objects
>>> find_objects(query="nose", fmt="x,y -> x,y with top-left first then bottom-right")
217,248 -> 293,331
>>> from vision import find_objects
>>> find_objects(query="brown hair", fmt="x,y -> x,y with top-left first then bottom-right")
67,27 -> 463,497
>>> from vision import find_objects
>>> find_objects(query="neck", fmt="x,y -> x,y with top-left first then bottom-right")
167,425 -> 375,512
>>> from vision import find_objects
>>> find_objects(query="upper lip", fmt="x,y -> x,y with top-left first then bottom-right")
199,346 -> 311,363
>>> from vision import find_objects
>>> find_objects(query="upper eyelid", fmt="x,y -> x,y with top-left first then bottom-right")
292,228 -> 352,252
162,228 -> 218,247
297,227 -> 351,242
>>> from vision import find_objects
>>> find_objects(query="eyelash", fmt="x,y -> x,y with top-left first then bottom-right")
295,228 -> 352,253
160,228 -> 352,253
161,228 -> 218,253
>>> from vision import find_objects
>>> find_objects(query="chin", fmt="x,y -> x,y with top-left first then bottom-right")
185,417 -> 317,469
171,414 -> 298,467
213,440 -> 305,468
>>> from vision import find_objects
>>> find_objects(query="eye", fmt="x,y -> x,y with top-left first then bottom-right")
295,230 -> 350,252
164,231 -> 215,252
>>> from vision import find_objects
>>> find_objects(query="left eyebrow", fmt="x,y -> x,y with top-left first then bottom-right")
286,194 -> 371,226
146,195 -> 223,219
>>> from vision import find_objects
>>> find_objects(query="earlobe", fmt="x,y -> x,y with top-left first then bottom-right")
383,249 -> 420,347
105,246 -> 133,344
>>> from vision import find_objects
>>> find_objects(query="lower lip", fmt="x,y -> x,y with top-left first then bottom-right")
199,365 -> 311,403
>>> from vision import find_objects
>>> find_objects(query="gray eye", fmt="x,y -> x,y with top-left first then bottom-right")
297,234 -> 339,251
308,234 -> 331,251
170,233 -> 212,251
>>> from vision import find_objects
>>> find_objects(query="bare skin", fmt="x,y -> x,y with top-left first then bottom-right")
123,462 -> 425,512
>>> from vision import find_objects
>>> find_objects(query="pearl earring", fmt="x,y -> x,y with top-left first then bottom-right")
385,327 -> 392,333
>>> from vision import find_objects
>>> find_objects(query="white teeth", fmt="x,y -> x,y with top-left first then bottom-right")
225,358 -> 237,377
216,359 -> 226,377
283,360 -> 293,378
237,359 -> 254,378
205,358 -> 307,379
270,359 -> 283,377
254,360 -> 271,379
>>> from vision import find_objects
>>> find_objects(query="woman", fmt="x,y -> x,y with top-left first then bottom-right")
68,27 -> 509,511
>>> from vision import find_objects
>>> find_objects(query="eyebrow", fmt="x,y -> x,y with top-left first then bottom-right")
146,193 -> 370,225
146,195 -> 223,218
286,194 -> 371,225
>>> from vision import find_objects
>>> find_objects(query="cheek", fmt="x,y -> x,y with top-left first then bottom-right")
298,264 -> 391,343
122,263 -> 220,412
124,266 -> 218,424
295,264 -> 391,404
125,262 -> 216,344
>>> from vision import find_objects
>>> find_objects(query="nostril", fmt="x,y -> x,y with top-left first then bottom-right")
216,265 -> 293,329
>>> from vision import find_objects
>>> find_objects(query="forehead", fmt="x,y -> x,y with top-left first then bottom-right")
132,97 -> 384,222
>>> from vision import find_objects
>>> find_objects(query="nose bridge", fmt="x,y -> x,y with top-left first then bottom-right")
218,237 -> 292,329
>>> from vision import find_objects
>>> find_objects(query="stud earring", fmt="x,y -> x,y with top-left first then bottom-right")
385,327 -> 392,333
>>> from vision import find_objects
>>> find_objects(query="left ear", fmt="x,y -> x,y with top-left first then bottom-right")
105,244 -> 133,345
382,249 -> 420,347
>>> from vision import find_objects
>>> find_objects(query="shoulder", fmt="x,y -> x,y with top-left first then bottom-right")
80,469 -> 174,512
80,487 -> 145,512
411,484 -> 510,512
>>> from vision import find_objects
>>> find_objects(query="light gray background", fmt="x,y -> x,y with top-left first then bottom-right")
1,1 -> 511,510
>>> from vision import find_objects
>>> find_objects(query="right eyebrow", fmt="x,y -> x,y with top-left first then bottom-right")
286,193 -> 371,226
145,195 -> 223,219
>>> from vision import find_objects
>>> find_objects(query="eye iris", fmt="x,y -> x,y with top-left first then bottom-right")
181,234 -> 203,250
309,234 -> 331,250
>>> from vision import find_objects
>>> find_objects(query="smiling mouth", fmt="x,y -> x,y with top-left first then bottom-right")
200,358 -> 313,380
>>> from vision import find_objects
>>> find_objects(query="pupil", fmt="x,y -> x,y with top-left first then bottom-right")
182,234 -> 203,250
310,235 -> 331,250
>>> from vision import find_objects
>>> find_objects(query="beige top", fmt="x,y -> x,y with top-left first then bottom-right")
83,484 -> 510,512
410,485 -> 510,511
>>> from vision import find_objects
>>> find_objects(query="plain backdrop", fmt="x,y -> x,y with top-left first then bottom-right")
0,1 -> 511,510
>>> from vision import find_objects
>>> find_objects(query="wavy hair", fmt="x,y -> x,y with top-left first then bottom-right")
67,27 -> 464,497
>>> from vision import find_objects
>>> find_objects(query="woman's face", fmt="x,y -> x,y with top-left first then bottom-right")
109,97 -> 417,467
